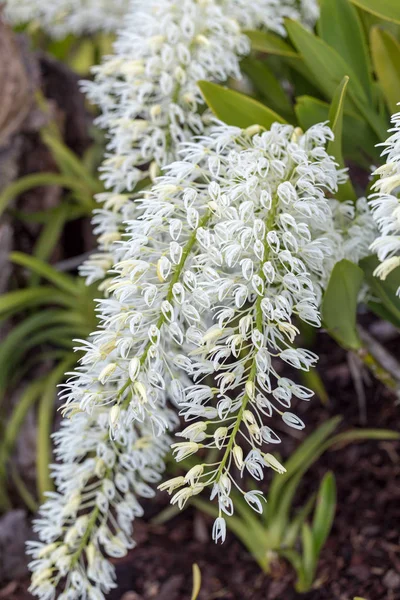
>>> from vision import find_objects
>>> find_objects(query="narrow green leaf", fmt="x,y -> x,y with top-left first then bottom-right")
295,95 -> 380,165
0,173 -> 91,219
0,287 -> 74,319
301,368 -> 329,405
312,472 -> 336,555
268,417 -> 342,518
11,252 -> 78,296
360,255 -> 400,327
328,77 -> 357,201
322,259 -> 364,350
328,428 -> 400,447
37,358 -> 74,501
371,27 -> 400,113
319,0 -> 372,98
298,523 -> 316,592
350,0 -> 400,25
191,564 -> 202,600
198,81 -> 286,128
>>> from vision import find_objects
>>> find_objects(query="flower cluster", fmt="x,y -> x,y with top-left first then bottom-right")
4,0 -> 129,37
28,406 -> 172,600
81,0 -> 320,284
369,108 -> 400,289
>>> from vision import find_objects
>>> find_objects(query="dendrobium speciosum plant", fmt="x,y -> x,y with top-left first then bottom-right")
22,0 -> 400,598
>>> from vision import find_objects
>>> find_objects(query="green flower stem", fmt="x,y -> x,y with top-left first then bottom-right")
215,188 -> 282,483
117,209 -> 212,409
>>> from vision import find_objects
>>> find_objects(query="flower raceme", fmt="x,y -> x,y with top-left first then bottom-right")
28,408 -> 172,600
369,108 -> 400,289
4,0 -> 129,37
81,0 -> 319,284
61,121 -> 342,543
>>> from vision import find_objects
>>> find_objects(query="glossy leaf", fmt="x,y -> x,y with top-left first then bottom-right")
295,95 -> 380,164
322,259 -> 364,350
371,27 -> 400,113
240,57 -> 294,119
350,0 -> 400,24
319,0 -> 372,97
286,19 -> 387,140
198,81 -> 286,128
244,29 -> 298,56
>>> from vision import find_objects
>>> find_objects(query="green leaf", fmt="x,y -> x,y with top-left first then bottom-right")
350,0 -> 400,24
286,19 -> 387,140
286,19 -> 367,104
240,57 -> 294,120
0,173 -> 92,220
371,27 -> 400,113
0,287 -> 74,320
312,472 -> 336,555
322,259 -> 364,350
297,523 -> 316,592
360,255 -> 400,327
244,29 -> 299,57
198,81 -> 286,128
327,77 -> 357,201
295,95 -> 380,165
37,358 -> 74,501
267,417 -> 342,519
11,252 -> 78,296
319,0 -> 372,98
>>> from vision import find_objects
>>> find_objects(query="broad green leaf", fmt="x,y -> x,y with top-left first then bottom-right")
350,0 -> 400,24
295,95 -> 380,165
312,472 -> 336,555
285,19 -> 367,104
360,255 -> 400,327
286,19 -> 387,140
244,30 -> 299,57
328,77 -> 357,201
11,252 -> 78,296
191,565 -> 202,600
319,0 -> 372,98
322,259 -> 364,350
240,57 -> 294,120
198,81 -> 286,128
371,27 -> 400,113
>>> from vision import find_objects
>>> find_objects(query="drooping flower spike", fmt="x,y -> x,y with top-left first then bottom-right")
4,0 -> 129,37
81,0 -> 320,284
369,107 -> 400,291
28,407 -> 171,600
156,121 -> 347,539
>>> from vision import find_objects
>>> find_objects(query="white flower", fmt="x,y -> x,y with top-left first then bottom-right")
80,0 -> 320,284
157,120 -> 342,531
5,0 -> 129,37
369,107 -> 400,289
28,406 -> 171,600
